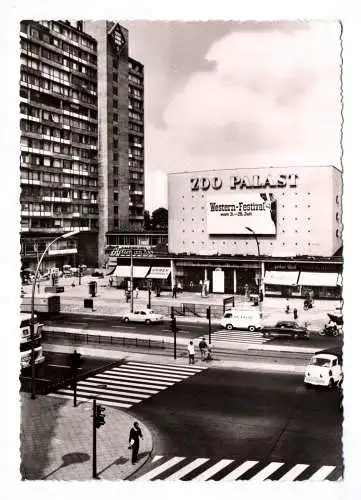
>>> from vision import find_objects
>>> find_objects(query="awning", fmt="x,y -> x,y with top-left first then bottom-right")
298,272 -> 339,287
264,271 -> 299,286
111,266 -> 150,278
146,267 -> 171,279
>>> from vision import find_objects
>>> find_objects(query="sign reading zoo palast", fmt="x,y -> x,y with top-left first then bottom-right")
207,193 -> 277,235
190,173 -> 299,191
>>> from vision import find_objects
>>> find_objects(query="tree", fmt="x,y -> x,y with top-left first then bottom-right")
151,207 -> 168,229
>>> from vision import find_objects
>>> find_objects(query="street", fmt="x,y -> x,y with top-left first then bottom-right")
128,366 -> 342,480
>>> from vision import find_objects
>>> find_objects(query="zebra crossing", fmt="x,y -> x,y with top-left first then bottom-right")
50,361 -> 206,409
132,455 -> 342,481
200,329 -> 267,345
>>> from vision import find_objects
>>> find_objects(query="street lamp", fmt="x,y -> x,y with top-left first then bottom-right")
30,230 -> 80,399
245,227 -> 263,307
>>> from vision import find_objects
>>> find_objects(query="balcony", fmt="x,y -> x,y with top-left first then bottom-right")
42,196 -> 71,203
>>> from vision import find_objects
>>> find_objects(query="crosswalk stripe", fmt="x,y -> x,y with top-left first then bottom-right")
62,384 -> 145,402
49,392 -> 132,408
307,465 -> 336,480
166,458 -> 209,480
98,372 -> 171,389
198,331 -> 266,344
220,460 -> 259,481
121,365 -> 200,377
135,456 -> 186,480
127,361 -> 205,373
249,462 -> 284,480
75,381 -> 151,398
152,455 -> 163,463
111,367 -> 189,382
278,464 -> 309,481
56,387 -> 142,404
192,459 -> 234,481
85,375 -> 160,393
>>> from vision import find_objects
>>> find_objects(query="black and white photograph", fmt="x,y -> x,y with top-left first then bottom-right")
2,2 -> 361,497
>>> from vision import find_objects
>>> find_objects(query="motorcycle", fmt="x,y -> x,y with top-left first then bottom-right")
319,323 -> 342,337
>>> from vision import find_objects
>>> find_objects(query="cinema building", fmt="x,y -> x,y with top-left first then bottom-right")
107,165 -> 342,299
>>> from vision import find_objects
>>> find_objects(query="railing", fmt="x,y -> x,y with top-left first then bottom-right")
43,329 -> 166,350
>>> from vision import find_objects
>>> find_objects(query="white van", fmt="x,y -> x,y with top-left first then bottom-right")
304,349 -> 342,389
220,308 -> 262,331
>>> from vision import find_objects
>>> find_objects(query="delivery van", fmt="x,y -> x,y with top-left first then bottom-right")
304,348 -> 343,389
220,308 -> 262,331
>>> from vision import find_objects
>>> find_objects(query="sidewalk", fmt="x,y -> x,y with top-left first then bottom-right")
23,276 -> 342,332
20,393 -> 153,480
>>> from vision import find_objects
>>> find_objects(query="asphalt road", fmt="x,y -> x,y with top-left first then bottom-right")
128,366 -> 343,480
45,312 -> 342,349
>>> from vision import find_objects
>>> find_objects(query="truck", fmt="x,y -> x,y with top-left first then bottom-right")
304,347 -> 343,389
20,294 -> 61,318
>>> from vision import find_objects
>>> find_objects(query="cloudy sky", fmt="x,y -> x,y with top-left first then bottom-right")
122,20 -> 342,212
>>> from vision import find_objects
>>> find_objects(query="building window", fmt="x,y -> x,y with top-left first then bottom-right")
113,99 -> 118,109
113,167 -> 118,176
114,206 -> 118,215
113,113 -> 118,122
114,219 -> 119,227
114,179 -> 118,187
113,86 -> 118,96
113,73 -> 118,82
114,193 -> 118,201
113,152 -> 119,161
113,126 -> 118,136
113,140 -> 118,148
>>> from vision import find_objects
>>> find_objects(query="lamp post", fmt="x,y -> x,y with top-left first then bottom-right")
245,227 -> 263,309
30,230 -> 80,399
130,247 -> 134,313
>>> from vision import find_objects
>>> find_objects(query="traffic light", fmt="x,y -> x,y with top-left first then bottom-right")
95,404 -> 106,428
70,350 -> 82,370
206,307 -> 211,320
170,316 -> 177,333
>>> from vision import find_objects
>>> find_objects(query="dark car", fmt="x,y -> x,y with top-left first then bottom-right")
263,320 -> 310,340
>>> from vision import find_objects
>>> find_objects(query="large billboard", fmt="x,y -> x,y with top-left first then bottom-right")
207,193 -> 277,235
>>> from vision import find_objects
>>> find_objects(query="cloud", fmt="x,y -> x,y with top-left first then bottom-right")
145,21 -> 341,209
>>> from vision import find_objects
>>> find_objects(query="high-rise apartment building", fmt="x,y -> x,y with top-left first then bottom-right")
83,21 -> 145,265
20,20 -> 145,270
20,20 -> 99,268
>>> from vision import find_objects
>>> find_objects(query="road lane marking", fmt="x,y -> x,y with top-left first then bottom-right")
110,325 -> 136,329
135,457 -> 186,480
308,465 -> 336,480
249,462 -> 284,480
166,458 -> 209,480
220,461 -> 259,481
193,459 -> 234,481
278,464 -> 310,481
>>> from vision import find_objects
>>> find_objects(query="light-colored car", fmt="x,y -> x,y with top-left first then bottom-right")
123,309 -> 163,325
304,349 -> 342,389
220,308 -> 262,332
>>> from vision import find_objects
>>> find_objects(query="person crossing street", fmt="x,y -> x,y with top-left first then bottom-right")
198,337 -> 208,361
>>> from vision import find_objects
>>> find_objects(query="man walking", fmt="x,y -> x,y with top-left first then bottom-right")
172,285 -> 177,299
198,337 -> 208,361
128,421 -> 143,465
187,340 -> 195,364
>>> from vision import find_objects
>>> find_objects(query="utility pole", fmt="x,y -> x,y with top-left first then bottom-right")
170,306 -> 177,359
92,399 -> 97,479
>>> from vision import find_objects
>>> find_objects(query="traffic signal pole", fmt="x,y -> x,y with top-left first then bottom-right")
207,307 -> 212,345
92,398 -> 97,479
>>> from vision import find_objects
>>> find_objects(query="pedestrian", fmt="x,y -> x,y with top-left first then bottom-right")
293,307 -> 298,320
187,340 -> 195,364
128,421 -> 143,465
126,290 -> 131,303
206,342 -> 213,361
109,276 -> 113,287
135,286 -> 139,298
198,337 -> 208,361
172,285 -> 177,299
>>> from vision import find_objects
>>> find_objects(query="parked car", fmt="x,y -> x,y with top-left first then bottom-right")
91,269 -> 104,278
262,320 -> 310,340
122,309 -> 163,325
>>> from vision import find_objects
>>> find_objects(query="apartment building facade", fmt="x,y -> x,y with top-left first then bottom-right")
20,20 -> 145,270
83,21 -> 145,266
20,20 -> 99,269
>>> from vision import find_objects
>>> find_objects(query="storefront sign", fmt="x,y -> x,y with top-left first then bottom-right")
110,246 -> 153,257
207,193 -> 277,235
191,174 -> 298,192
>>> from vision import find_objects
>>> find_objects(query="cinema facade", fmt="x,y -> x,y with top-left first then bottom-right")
107,165 -> 343,299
